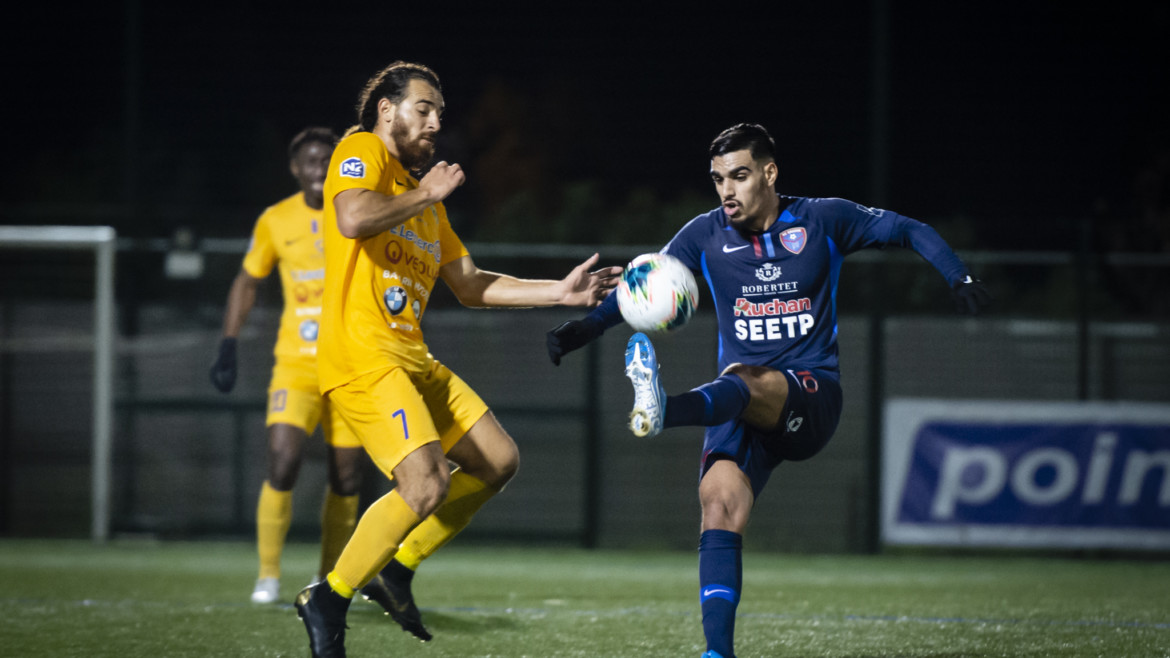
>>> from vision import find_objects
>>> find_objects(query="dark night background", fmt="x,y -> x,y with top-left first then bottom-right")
3,2 -> 1168,254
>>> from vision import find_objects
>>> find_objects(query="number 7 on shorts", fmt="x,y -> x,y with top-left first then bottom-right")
392,408 -> 409,439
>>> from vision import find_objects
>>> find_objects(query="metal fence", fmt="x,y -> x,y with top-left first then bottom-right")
1,241 -> 1168,551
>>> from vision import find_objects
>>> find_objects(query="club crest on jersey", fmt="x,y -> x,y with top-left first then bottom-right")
780,227 -> 807,255
299,319 -> 319,342
339,157 -> 365,179
383,286 -> 408,315
755,262 -> 783,282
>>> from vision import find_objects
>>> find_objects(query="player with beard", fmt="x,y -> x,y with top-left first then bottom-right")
294,61 -> 622,658
546,123 -> 990,658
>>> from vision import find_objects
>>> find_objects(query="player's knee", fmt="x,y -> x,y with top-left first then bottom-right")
467,444 -> 519,491
328,469 -> 362,497
401,470 -> 450,518
267,425 -> 306,489
421,479 -> 450,517
699,473 -> 752,532
328,448 -> 364,496
454,430 -> 520,490
720,363 -> 767,399
720,362 -> 747,378
700,495 -> 750,532
268,453 -> 301,490
722,363 -> 781,390
722,363 -> 788,429
490,441 -> 520,489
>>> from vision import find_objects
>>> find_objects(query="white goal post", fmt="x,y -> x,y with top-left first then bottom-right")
0,225 -> 116,542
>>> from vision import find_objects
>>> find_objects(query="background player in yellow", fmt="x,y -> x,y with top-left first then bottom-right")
209,127 -> 365,605
294,61 -> 621,657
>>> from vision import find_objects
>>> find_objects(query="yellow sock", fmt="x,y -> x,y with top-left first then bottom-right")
318,489 -> 359,578
326,571 -> 355,599
329,490 -> 420,594
256,481 -> 293,580
396,470 -> 495,571
394,543 -> 424,572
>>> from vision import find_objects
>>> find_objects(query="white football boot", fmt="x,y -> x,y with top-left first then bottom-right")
624,332 -> 666,438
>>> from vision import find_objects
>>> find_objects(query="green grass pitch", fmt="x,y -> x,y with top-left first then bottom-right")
1,539 -> 1167,657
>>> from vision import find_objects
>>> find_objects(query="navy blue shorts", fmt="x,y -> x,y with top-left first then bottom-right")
699,367 -> 843,498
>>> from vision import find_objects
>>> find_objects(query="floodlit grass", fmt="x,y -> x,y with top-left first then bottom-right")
1,539 -> 1167,657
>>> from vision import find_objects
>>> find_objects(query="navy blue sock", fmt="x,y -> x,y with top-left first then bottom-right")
664,374 -> 751,428
699,529 -> 742,658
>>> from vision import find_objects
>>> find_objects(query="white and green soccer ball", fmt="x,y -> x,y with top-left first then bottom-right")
616,252 -> 699,333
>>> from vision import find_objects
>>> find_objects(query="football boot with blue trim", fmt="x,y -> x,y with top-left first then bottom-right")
624,332 -> 666,438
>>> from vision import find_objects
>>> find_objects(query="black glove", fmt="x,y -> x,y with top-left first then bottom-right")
952,275 -> 991,315
546,318 -> 603,366
209,337 -> 238,392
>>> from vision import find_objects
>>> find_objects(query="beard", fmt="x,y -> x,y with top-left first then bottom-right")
390,120 -> 436,172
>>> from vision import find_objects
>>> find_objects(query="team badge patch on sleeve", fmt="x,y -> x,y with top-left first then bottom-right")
780,227 -> 807,254
339,157 -> 366,179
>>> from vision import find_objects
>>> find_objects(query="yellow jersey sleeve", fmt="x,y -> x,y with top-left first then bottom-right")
438,207 -> 469,268
241,211 -> 278,279
319,132 -> 468,392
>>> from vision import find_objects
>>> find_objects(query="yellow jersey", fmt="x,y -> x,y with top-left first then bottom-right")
241,192 -> 325,370
318,131 -> 469,393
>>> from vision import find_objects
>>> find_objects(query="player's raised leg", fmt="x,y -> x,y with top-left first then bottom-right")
625,333 -> 763,439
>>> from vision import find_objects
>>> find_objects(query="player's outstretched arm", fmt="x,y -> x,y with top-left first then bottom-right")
845,202 -> 991,315
546,291 -> 623,366
553,253 -> 623,307
440,253 -> 622,309
210,270 -> 262,393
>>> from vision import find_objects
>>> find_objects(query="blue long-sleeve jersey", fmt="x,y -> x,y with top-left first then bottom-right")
589,195 -> 970,375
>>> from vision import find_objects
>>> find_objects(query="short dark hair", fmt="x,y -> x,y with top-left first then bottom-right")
709,123 -> 776,162
354,61 -> 442,133
288,126 -> 338,160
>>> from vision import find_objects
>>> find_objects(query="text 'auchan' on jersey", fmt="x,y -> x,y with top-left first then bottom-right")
733,297 -> 811,317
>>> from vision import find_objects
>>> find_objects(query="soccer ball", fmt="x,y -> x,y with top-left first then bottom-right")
616,253 -> 699,333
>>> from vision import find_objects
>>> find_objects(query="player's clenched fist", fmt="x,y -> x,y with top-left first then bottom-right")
419,161 -> 465,202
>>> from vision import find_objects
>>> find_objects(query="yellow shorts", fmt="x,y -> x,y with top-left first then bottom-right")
267,362 -> 360,448
326,356 -> 489,479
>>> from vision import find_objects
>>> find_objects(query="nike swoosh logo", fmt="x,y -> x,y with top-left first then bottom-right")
285,238 -> 302,246
703,587 -> 732,597
722,244 -> 749,253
